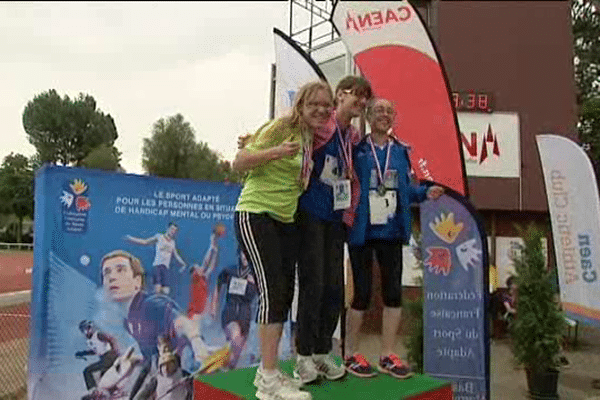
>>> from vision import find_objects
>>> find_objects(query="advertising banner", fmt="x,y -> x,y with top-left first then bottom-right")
331,1 -> 468,196
29,166 -> 293,400
537,134 -> 600,327
421,191 -> 490,399
274,27 -> 327,118
457,112 -> 520,178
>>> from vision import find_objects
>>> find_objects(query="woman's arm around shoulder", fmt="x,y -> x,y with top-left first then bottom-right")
232,143 -> 300,173
232,119 -> 301,172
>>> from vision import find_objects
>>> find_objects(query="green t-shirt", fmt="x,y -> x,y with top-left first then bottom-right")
235,119 -> 309,223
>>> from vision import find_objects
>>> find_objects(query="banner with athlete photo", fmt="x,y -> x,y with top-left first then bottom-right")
331,1 -> 468,196
421,190 -> 490,399
29,165 -> 294,400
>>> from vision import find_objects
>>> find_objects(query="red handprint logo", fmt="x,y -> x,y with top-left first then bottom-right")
76,196 -> 91,212
425,247 -> 452,276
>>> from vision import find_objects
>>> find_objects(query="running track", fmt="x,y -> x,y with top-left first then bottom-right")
0,251 -> 32,294
0,252 -> 33,343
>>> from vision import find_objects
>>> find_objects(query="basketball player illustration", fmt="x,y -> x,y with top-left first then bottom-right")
187,223 -> 226,324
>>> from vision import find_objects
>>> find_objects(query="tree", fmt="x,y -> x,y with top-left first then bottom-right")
572,0 -> 600,167
218,159 -> 245,184
188,142 -> 245,183
573,0 -> 600,103
0,153 -> 34,243
80,144 -> 122,171
142,114 -> 198,179
142,113 -> 241,182
22,90 -> 119,165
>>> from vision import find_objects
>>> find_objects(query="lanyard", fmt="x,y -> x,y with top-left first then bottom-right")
336,123 -> 353,179
368,135 -> 392,189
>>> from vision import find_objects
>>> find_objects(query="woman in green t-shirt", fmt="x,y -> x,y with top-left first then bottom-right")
232,80 -> 333,400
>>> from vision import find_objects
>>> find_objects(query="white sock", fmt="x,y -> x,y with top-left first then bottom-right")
259,362 -> 279,379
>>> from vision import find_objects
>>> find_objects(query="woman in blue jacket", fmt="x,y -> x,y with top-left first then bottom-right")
344,98 -> 444,379
293,76 -> 372,384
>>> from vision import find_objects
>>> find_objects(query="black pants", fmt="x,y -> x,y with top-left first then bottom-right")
235,211 -> 299,324
295,210 -> 345,356
83,350 -> 118,390
348,240 -> 404,311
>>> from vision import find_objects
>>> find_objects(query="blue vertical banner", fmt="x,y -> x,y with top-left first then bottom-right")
421,190 -> 490,399
29,165 -> 293,400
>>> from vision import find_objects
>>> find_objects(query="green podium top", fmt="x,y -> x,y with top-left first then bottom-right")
195,359 -> 451,400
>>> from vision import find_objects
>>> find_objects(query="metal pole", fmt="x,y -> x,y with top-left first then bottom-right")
269,63 -> 276,120
289,0 -> 293,36
308,0 -> 314,54
430,0 -> 439,42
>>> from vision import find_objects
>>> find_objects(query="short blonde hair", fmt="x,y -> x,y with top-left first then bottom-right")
101,249 -> 145,286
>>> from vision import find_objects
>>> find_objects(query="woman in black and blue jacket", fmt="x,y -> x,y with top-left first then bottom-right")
344,98 -> 444,379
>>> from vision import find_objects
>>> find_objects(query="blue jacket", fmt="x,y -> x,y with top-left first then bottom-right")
298,129 -> 348,222
348,136 -> 428,247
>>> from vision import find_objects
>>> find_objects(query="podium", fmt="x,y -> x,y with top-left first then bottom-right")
194,359 -> 452,400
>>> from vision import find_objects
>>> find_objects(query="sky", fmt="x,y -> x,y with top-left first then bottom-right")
0,2 -> 293,174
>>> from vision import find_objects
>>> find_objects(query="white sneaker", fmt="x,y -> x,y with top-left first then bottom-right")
293,355 -> 319,384
254,367 -> 303,388
254,369 -> 312,400
312,353 -> 346,380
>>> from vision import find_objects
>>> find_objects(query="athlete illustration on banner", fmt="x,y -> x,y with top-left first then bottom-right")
133,336 -> 193,400
186,223 -> 226,325
98,249 -> 212,399
209,248 -> 259,370
81,345 -> 144,400
75,320 -> 120,392
124,222 -> 187,296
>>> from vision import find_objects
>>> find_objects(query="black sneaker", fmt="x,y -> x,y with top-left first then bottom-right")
344,353 -> 377,378
378,354 -> 414,379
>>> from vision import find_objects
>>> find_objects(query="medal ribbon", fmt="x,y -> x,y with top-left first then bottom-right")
368,135 -> 392,189
336,123 -> 353,179
300,132 -> 313,189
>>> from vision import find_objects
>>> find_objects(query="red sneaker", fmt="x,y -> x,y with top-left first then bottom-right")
378,354 -> 414,379
344,353 -> 377,378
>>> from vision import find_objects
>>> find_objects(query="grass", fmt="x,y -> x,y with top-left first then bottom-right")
0,249 -> 33,254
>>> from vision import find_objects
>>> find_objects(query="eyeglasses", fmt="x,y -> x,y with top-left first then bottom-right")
305,101 -> 333,111
342,88 -> 371,100
372,106 -> 395,115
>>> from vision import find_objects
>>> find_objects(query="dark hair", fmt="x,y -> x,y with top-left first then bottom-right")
168,222 -> 178,229
506,275 -> 516,288
79,320 -> 94,333
237,247 -> 252,278
334,76 -> 372,105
